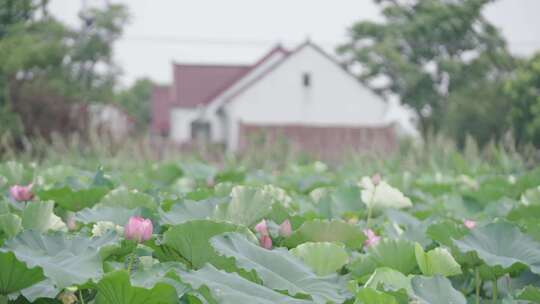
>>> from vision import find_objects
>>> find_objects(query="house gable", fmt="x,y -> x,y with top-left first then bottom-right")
226,42 -> 389,127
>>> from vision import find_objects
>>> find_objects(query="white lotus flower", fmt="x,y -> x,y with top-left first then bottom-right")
92,221 -> 124,237
359,176 -> 412,210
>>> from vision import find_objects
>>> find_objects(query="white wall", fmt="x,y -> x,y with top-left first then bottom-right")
226,44 -> 390,151
204,49 -> 288,143
87,104 -> 132,141
170,108 -> 200,143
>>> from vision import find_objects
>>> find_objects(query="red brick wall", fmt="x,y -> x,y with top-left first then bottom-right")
238,123 -> 397,159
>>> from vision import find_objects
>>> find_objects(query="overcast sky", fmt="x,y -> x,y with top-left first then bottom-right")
49,0 -> 540,87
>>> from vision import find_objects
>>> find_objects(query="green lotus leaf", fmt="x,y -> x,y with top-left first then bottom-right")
290,242 -> 349,276
414,243 -> 462,276
211,233 -> 348,303
367,239 -> 417,275
180,162 -> 217,181
1,230 -> 118,288
179,264 -> 312,304
159,198 -> 226,225
521,186 -> 540,206
517,285 -> 540,302
347,254 -> 378,280
454,222 -> 540,274
0,200 -> 10,214
0,251 -> 44,295
37,186 -> 110,212
508,204 -> 540,221
426,221 -> 478,267
131,262 -> 188,296
411,275 -> 466,304
95,270 -> 178,304
22,201 -> 66,232
214,185 -> 290,226
355,288 -> 399,304
98,187 -> 157,210
310,184 -> 362,219
364,267 -> 412,294
0,161 -> 31,186
20,278 -> 59,302
161,219 -> 254,269
283,219 -> 365,249
147,162 -> 183,186
426,221 -> 468,248
75,206 -> 146,225
0,213 -> 21,238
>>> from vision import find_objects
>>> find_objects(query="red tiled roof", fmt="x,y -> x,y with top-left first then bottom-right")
171,64 -> 250,108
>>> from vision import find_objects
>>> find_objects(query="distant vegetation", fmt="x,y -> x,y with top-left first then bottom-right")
339,0 -> 540,149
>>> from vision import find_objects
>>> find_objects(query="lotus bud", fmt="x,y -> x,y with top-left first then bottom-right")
66,215 -> 77,231
124,216 -> 153,243
255,219 -> 269,236
363,229 -> 381,247
259,234 -> 273,249
347,216 -> 359,225
371,173 -> 381,186
58,291 -> 77,304
464,220 -> 476,230
279,219 -> 292,237
9,184 -> 34,202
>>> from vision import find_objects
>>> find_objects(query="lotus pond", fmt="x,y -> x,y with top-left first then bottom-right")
2,157 -> 540,303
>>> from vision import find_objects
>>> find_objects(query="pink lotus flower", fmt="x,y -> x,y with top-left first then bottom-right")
259,234 -> 273,249
255,219 -> 269,236
279,219 -> 292,237
124,216 -> 153,243
464,220 -> 476,229
363,229 -> 381,247
9,184 -> 34,201
66,215 -> 77,231
371,173 -> 382,186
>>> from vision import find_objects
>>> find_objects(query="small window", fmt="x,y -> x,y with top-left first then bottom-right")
191,120 -> 211,142
302,72 -> 311,88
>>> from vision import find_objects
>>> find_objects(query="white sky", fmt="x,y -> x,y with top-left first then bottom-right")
49,0 -> 540,87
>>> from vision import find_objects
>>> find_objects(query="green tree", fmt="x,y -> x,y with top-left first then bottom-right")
0,1 -> 129,137
338,0 -> 510,139
505,52 -> 540,147
116,78 -> 153,131
443,79 -> 511,148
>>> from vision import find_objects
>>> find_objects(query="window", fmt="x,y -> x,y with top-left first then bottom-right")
191,120 -> 211,142
302,72 -> 311,88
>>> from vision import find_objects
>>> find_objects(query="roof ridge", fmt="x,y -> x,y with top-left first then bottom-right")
172,62 -> 251,68
198,44 -> 290,106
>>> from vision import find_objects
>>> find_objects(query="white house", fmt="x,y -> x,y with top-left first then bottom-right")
152,41 -> 415,155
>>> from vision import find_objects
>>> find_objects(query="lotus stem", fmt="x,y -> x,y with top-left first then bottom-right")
366,206 -> 373,228
475,268 -> 480,304
126,252 -> 136,274
79,289 -> 85,304
492,279 -> 498,303
366,187 -> 377,228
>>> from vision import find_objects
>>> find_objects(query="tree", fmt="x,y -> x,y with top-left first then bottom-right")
0,1 -> 129,137
442,79 -> 511,148
505,52 -> 540,147
338,0 -> 511,139
115,78 -> 153,131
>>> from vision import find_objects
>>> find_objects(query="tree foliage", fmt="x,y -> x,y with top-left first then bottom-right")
0,0 -> 129,137
505,53 -> 540,147
338,0 -> 513,141
116,78 -> 153,131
